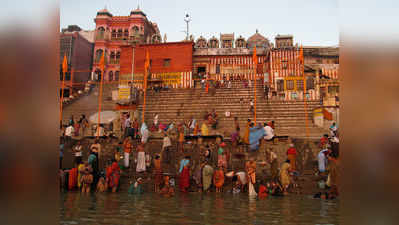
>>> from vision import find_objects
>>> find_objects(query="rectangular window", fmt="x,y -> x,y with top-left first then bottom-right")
277,80 -> 284,92
286,80 -> 294,90
328,86 -> 339,94
297,80 -> 304,91
216,64 -> 220,74
163,59 -> 171,67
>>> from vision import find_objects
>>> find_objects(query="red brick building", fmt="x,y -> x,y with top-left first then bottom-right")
120,41 -> 193,88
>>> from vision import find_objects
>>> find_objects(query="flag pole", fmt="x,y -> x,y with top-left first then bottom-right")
97,52 -> 105,138
142,70 -> 147,123
142,50 -> 150,123
254,63 -> 257,123
301,46 -> 310,139
253,46 -> 257,123
60,54 -> 67,126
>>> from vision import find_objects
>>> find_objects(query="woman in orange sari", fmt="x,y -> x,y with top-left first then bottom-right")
213,166 -> 225,193
178,124 -> 185,153
243,119 -> 251,144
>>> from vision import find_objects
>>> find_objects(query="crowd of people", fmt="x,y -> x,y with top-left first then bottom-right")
60,108 -> 340,200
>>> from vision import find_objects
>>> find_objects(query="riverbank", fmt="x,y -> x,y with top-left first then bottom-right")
61,136 -> 330,195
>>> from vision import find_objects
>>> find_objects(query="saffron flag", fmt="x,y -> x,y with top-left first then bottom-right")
252,46 -> 258,66
144,50 -> 150,88
62,54 -> 68,73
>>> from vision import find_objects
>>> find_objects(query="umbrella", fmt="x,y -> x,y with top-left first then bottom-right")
89,111 -> 117,124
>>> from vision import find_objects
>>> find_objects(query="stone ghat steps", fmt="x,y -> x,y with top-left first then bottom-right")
62,84 -> 117,121
140,106 -> 319,114
143,99 -> 320,106
140,85 -> 325,137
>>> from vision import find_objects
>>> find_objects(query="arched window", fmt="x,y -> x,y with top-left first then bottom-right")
124,29 -> 129,39
111,29 -> 116,39
95,49 -> 103,62
95,69 -> 102,81
132,26 -> 139,35
109,71 -> 114,81
152,34 -> 161,43
110,51 -> 115,64
97,27 -> 105,40
117,29 -> 123,39
116,52 -> 120,64
115,71 -> 119,81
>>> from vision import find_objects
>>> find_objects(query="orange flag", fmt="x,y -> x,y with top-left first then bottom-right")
252,46 -> 258,66
299,46 -> 304,76
144,49 -> 150,71
144,50 -> 150,88
99,51 -> 105,72
62,54 -> 68,73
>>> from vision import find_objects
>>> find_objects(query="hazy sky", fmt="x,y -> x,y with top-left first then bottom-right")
60,0 -> 339,46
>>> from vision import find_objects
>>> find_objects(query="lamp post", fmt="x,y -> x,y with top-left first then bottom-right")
184,13 -> 191,40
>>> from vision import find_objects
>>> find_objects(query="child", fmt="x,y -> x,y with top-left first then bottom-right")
81,168 -> 93,194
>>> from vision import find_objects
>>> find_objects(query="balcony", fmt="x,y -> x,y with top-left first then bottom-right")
109,59 -> 120,65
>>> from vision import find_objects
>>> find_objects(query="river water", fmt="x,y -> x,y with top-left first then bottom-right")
60,192 -> 339,225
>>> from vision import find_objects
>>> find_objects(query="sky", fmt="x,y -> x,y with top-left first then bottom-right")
59,0 -> 339,46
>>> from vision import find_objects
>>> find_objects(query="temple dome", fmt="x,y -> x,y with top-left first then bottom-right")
247,30 -> 270,48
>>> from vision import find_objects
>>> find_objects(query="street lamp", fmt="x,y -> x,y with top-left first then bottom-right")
184,13 -> 191,40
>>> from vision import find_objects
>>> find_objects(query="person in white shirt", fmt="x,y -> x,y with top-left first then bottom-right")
154,114 -> 159,127
65,124 -> 74,137
249,99 -> 254,112
318,148 -> 330,173
65,124 -> 74,144
73,141 -> 83,165
225,111 -> 231,118
263,122 -> 275,142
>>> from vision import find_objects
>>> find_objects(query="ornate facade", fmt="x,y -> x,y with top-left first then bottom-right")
92,7 -> 161,82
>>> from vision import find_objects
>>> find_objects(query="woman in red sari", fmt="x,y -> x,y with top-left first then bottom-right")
106,160 -> 120,193
179,156 -> 191,192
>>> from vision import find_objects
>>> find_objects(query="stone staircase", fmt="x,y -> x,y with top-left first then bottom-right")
62,80 -> 327,139
139,80 -> 327,139
61,83 -> 118,124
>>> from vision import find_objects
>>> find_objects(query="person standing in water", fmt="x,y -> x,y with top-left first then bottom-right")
179,156 -> 191,193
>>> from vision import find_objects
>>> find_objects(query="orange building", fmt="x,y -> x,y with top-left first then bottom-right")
120,41 -> 193,88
